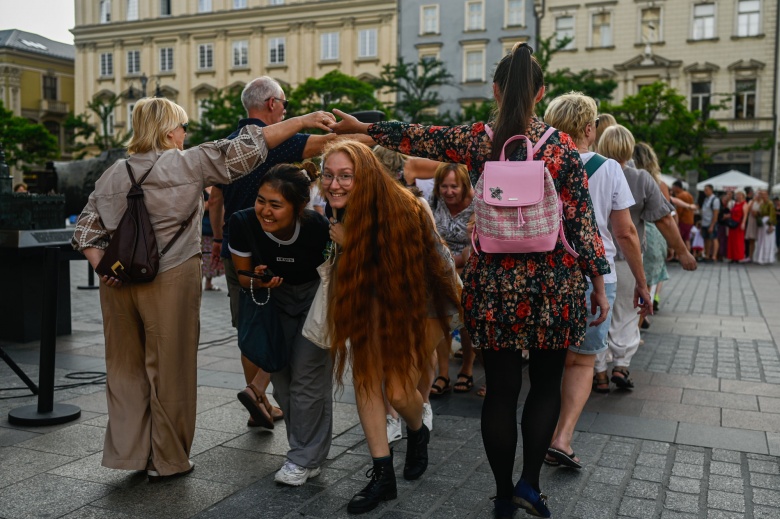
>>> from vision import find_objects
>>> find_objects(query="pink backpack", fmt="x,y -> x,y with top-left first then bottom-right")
472,126 -> 578,257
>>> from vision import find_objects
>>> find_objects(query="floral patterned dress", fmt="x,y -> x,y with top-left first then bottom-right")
368,117 -> 610,351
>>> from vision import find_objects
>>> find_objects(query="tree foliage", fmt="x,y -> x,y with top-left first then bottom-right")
287,70 -> 384,117
374,58 -> 454,123
188,86 -> 245,144
0,101 -> 59,169
604,82 -> 727,177
65,95 -> 128,158
535,35 -> 618,116
442,101 -> 496,126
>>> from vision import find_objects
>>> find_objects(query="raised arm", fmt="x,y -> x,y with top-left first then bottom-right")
263,111 -> 335,149
303,133 -> 375,158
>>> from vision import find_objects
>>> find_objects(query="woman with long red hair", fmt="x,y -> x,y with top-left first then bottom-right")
321,140 -> 460,514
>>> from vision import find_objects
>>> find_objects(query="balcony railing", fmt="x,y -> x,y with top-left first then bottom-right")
722,117 -> 774,133
39,100 -> 69,114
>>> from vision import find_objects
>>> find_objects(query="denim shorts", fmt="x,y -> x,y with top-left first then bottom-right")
569,281 -> 617,355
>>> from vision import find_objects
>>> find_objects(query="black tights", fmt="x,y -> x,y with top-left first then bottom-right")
481,347 -> 568,499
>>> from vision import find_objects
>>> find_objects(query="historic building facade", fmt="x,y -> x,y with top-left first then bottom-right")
0,30 -> 75,163
538,0 -> 779,184
399,0 -> 537,116
72,0 -> 397,135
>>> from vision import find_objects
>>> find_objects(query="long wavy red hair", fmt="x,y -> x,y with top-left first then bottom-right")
323,141 -> 459,395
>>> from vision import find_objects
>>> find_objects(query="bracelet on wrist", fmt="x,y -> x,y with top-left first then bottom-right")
213,238 -> 223,243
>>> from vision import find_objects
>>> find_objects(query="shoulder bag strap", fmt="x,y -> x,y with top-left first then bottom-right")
584,153 -> 608,179
125,160 -> 155,187
160,208 -> 198,258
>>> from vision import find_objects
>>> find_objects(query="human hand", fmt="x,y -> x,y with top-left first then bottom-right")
210,241 -> 222,269
634,284 -> 653,317
99,274 -> 123,288
250,265 -> 284,289
299,111 -> 336,132
589,289 -> 610,327
678,251 -> 698,271
328,217 -> 345,246
331,109 -> 371,135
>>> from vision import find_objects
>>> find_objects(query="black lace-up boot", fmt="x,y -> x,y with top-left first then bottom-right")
403,423 -> 430,480
347,453 -> 397,514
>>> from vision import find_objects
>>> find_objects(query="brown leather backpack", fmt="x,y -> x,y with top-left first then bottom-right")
95,161 -> 195,283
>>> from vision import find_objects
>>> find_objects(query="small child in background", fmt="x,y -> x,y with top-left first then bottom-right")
691,220 -> 704,259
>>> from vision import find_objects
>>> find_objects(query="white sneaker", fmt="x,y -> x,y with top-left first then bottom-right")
422,402 -> 433,432
386,414 -> 402,442
274,460 -> 321,486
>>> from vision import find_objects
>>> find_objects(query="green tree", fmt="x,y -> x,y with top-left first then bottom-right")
374,58 -> 454,123
188,86 -> 245,144
604,81 -> 727,177
0,101 -> 58,169
441,101 -> 496,126
65,95 -> 128,158
287,70 -> 384,117
535,35 -> 618,115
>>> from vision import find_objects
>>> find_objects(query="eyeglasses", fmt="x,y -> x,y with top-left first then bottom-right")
594,117 -> 600,128
266,97 -> 289,109
321,173 -> 354,187
181,122 -> 189,132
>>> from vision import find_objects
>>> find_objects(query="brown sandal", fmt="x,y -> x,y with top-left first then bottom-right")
237,384 -> 274,429
592,373 -> 610,394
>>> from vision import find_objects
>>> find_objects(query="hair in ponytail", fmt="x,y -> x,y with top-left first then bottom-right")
490,42 -> 544,160
257,162 -> 317,217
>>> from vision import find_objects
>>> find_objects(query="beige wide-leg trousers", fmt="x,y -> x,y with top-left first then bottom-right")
99,255 -> 201,475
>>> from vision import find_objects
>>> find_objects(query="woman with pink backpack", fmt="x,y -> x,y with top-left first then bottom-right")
331,43 -> 610,519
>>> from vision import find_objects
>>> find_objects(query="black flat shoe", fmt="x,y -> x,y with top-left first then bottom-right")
347,454 -> 397,514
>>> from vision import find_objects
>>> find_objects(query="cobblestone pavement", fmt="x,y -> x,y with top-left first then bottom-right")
0,260 -> 779,518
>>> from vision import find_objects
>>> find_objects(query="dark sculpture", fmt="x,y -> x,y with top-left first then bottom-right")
55,148 -> 126,217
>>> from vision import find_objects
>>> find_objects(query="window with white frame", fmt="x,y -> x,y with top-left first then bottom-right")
126,0 -> 138,20
99,52 -> 114,77
691,81 -> 711,117
269,37 -> 285,64
737,0 -> 760,37
99,0 -> 111,23
320,32 -> 339,61
358,29 -> 377,58
198,43 -> 214,69
269,0 -> 284,5
103,109 -> 115,136
506,0 -> 524,27
591,11 -> 613,47
197,98 -> 209,122
640,7 -> 661,43
464,48 -> 485,82
421,5 -> 439,34
735,79 -> 756,118
692,3 -> 715,39
555,15 -> 575,49
127,102 -> 135,130
234,0 -> 247,8
159,47 -> 174,72
127,50 -> 140,74
233,41 -> 248,67
160,0 -> 171,16
466,1 -> 484,30
198,0 -> 212,13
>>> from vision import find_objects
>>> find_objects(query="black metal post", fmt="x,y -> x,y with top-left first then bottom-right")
77,262 -> 99,290
0,347 -> 38,394
8,247 -> 81,425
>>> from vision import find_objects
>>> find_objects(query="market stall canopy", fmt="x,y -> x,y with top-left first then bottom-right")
772,183 -> 780,195
660,174 -> 688,189
696,170 -> 768,191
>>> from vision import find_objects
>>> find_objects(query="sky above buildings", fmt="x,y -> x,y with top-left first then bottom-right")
1,0 -> 75,44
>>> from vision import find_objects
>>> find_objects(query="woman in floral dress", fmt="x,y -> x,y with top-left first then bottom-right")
332,43 -> 610,518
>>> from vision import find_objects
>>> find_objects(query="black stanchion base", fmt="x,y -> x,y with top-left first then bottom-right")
8,404 -> 81,426
77,285 -> 99,290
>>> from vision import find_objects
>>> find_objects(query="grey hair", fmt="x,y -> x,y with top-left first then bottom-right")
241,76 -> 283,113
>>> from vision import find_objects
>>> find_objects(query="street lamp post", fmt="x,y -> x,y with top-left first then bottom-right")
126,73 -> 163,100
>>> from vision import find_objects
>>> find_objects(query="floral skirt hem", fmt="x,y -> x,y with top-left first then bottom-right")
465,318 -> 584,351
201,235 -> 225,279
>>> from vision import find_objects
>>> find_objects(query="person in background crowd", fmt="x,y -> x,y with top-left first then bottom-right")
717,191 -> 733,261
690,221 -> 704,260
543,92 -> 649,470
330,43 -> 613,519
753,189 -> 777,265
229,164 -> 332,487
700,184 -> 720,262
595,125 -> 696,393
727,190 -> 748,263
774,197 -> 780,255
208,76 -> 373,429
202,187 -> 224,291
71,97 -> 333,482
372,145 -> 440,201
13,182 -> 28,193
671,181 -> 695,254
594,113 -> 616,150
744,190 -> 760,262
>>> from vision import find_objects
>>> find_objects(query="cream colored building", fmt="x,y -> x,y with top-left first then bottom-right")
72,0 -> 397,137
538,0 -> 779,184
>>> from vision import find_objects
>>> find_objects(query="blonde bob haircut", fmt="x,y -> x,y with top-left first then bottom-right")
543,91 -> 597,141
598,124 -> 635,165
595,113 -> 617,147
127,98 -> 188,154
372,146 -> 406,180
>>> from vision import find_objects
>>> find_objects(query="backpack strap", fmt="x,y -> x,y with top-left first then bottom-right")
584,153 -> 608,179
160,208 -> 198,258
125,161 -> 154,187
483,125 -> 557,161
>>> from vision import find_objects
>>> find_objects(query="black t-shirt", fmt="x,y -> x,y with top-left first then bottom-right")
228,208 -> 329,285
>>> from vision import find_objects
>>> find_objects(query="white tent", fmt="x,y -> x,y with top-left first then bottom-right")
660,174 -> 688,189
696,170 -> 768,191
772,183 -> 780,195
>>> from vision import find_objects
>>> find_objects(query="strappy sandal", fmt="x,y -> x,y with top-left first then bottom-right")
430,376 -> 451,396
611,367 -> 635,390
237,384 -> 274,429
476,385 -> 487,398
592,373 -> 610,394
453,373 -> 474,393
